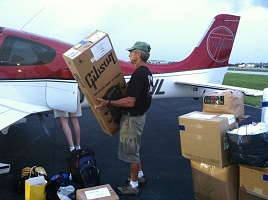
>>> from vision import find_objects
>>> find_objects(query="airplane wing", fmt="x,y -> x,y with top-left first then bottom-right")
0,80 -> 80,134
175,81 -> 263,96
0,97 -> 51,134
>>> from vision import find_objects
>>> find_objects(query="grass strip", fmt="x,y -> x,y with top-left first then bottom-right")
223,73 -> 267,107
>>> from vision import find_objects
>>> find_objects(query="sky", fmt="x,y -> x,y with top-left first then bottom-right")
0,0 -> 268,64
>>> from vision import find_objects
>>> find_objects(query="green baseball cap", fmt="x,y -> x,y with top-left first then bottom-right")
126,41 -> 151,52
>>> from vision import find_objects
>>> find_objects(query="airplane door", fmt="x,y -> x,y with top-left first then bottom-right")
46,81 -> 78,113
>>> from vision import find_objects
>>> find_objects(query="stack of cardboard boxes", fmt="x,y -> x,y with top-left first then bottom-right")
178,90 -> 268,200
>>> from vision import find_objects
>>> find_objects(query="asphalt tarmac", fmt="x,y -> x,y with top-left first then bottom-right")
0,97 -> 262,200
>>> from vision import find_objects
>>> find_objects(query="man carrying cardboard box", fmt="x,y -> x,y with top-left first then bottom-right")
95,41 -> 153,196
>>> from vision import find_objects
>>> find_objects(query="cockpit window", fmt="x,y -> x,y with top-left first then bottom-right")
0,35 -> 56,66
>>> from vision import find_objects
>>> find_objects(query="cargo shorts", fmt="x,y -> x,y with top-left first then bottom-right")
118,114 -> 146,163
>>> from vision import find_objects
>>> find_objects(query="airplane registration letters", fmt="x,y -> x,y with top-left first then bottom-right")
85,52 -> 117,90
152,79 -> 165,95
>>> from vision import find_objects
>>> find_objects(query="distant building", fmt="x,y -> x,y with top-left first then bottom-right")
238,63 -> 255,68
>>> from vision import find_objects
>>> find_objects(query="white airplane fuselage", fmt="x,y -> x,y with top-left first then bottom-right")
0,66 -> 228,115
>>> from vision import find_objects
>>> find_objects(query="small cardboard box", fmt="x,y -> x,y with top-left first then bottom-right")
76,184 -> 119,200
63,30 -> 127,136
178,111 -> 237,167
203,90 -> 244,118
239,165 -> 268,199
191,160 -> 239,200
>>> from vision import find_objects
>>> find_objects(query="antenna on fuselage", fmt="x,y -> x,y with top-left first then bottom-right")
20,7 -> 46,30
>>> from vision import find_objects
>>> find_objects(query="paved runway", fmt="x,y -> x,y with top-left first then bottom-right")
0,97 -> 262,200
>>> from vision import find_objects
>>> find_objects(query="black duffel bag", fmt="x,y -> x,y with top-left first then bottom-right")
226,123 -> 268,167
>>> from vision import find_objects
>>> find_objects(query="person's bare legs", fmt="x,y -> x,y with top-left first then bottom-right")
130,162 -> 142,180
59,117 -> 74,148
70,117 -> 81,147
130,162 -> 140,182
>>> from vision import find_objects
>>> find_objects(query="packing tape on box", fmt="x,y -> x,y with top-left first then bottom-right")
264,174 -> 268,181
261,88 -> 268,123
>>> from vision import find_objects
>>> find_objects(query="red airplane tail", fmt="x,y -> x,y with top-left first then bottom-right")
138,14 -> 240,74
182,14 -> 240,69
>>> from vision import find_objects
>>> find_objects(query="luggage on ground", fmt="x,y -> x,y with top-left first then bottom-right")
25,174 -> 47,200
14,166 -> 48,194
67,149 -> 100,187
45,173 -> 82,200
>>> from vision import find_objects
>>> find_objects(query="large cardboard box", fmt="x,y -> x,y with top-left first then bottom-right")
178,111 -> 237,167
191,160 -> 239,200
203,90 -> 244,118
239,165 -> 268,199
76,184 -> 119,200
63,30 -> 127,136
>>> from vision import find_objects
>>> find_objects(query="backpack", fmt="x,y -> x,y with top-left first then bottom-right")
67,149 -> 100,188
13,166 -> 48,194
45,173 -> 82,200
